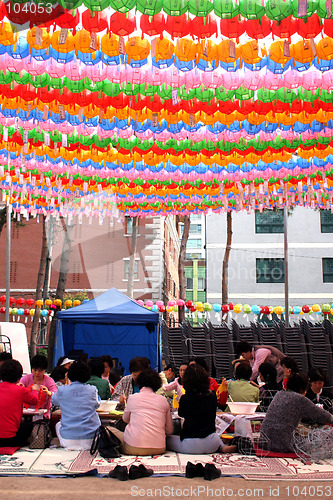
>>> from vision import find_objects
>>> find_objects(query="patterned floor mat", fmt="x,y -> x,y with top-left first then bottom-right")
0,448 -> 43,474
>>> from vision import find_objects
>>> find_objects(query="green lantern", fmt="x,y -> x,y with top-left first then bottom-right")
195,85 -> 215,102
137,0 -> 163,15
157,84 -> 173,100
0,71 -> 12,85
213,0 -> 239,18
83,0 -> 110,12
257,88 -> 276,103
109,0 -> 136,12
319,89 -> 333,103
143,84 -> 160,97
203,302 -> 212,311
121,82 -> 144,97
234,86 -> 254,101
178,85 -> 196,100
317,0 -> 333,18
31,74 -> 50,89
243,304 -> 252,314
292,0 -> 319,18
162,0 -> 188,16
50,78 -> 63,90
13,72 -> 32,85
57,0 -> 81,9
188,0 -> 214,16
266,0 -> 293,21
63,77 -> 85,93
215,88 -> 235,101
239,0 -> 266,19
298,88 -> 319,102
276,88 -> 297,103
102,81 -> 121,97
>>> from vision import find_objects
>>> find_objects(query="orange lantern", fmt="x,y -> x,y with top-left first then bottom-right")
125,36 -> 150,63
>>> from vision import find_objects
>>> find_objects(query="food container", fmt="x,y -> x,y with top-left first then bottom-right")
227,402 -> 260,415
98,400 -> 118,412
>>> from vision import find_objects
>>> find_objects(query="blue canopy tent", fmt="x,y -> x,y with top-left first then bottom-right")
53,288 -> 160,375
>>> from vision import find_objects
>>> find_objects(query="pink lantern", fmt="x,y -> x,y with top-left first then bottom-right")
145,300 -> 154,307
156,300 -> 164,307
167,300 -> 175,307
176,299 -> 185,306
136,299 -> 144,306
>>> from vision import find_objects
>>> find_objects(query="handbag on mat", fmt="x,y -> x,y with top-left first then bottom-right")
29,420 -> 52,449
90,425 -> 121,459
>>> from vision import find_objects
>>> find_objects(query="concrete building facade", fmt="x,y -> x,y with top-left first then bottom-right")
206,207 -> 333,308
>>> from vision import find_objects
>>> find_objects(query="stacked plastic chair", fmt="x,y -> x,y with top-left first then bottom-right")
206,321 -> 235,381
279,322 -> 309,375
161,320 -> 189,368
300,320 -> 333,386
183,321 -> 214,376
253,321 -> 284,352
231,319 -> 259,346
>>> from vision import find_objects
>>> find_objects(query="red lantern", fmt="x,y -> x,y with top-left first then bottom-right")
191,15 -> 217,39
82,9 -> 108,33
0,307 -> 5,314
221,304 -> 229,313
0,295 -> 5,304
109,12 -> 136,37
324,19 -> 333,37
23,309 -> 30,316
165,14 -> 190,38
220,17 -> 245,39
246,17 -> 272,40
56,9 -> 80,34
298,14 -> 322,39
190,306 -> 196,312
9,297 -> 15,306
272,17 -> 298,39
185,300 -> 194,309
302,305 -> 310,313
228,302 -> 234,311
16,298 -> 25,307
140,14 -> 165,36
158,305 -> 166,312
26,298 -> 35,308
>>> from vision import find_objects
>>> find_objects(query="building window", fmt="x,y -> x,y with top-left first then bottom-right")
198,278 -> 205,290
187,239 -> 202,248
186,252 -> 201,260
11,226 -> 20,239
124,260 -> 138,280
255,210 -> 284,233
72,261 -> 81,283
256,258 -> 285,283
186,278 -> 193,289
10,261 -> 17,283
125,217 -> 133,235
320,211 -> 333,233
323,258 -> 333,283
189,224 -> 202,234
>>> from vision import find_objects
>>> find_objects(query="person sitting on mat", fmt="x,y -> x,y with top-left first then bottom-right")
227,362 -> 260,407
281,356 -> 299,390
259,373 -> 333,453
305,368 -> 333,414
20,354 -> 57,419
87,358 -> 111,400
111,368 -> 173,456
52,361 -> 101,450
0,359 -> 39,447
258,362 -> 282,412
167,364 -> 237,454
111,357 -> 149,403
163,362 -> 188,402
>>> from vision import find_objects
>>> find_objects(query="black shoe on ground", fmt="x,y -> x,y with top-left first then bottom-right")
185,461 -> 205,478
204,463 -> 221,481
129,464 -> 154,480
108,465 -> 128,481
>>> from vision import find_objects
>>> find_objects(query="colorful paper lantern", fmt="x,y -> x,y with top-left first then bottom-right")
312,303 -> 321,313
243,304 -> 251,314
213,303 -> 221,312
140,14 -> 165,36
109,12 -> 136,37
251,304 -> 260,315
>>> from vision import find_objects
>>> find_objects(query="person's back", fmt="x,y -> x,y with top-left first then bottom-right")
179,391 -> 217,440
260,374 -> 333,452
228,362 -> 259,404
86,359 -> 111,400
124,388 -> 172,449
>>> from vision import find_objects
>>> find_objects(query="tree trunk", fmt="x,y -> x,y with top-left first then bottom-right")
47,219 -> 73,369
40,216 -> 55,345
222,211 -> 232,305
30,216 -> 47,358
178,215 -> 190,323
127,217 -> 138,299
0,207 -> 6,237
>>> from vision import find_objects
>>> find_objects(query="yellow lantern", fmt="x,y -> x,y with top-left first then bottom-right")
54,299 -> 62,307
65,300 -> 73,308
44,299 -> 52,307
30,309 -> 35,316
312,304 -> 320,312
274,306 -> 283,315
166,305 -> 173,313
195,301 -> 203,311
73,300 -> 81,307
35,300 -> 43,308
233,303 -> 243,313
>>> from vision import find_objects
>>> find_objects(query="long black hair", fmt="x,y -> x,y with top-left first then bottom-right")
182,364 -> 210,396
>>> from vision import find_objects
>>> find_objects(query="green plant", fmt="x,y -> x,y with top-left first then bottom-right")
63,290 -> 89,303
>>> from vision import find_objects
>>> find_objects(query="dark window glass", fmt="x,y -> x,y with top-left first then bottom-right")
256,258 -> 285,283
255,210 -> 284,233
